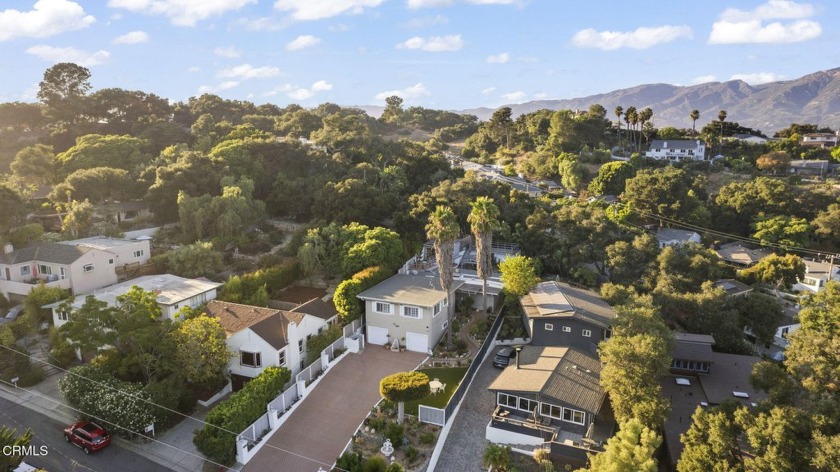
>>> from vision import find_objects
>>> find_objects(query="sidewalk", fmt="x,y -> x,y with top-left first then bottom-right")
0,371 -> 228,472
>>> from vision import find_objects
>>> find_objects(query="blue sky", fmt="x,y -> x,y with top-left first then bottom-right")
1,0 -> 838,110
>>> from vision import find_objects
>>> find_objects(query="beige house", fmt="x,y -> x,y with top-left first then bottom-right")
358,274 -> 464,354
59,236 -> 151,268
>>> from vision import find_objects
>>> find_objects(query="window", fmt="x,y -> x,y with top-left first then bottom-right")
443,297 -> 448,306
498,393 -> 517,408
562,408 -> 585,425
298,339 -> 304,353
83,264 -> 94,272
58,310 -> 69,322
518,397 -> 537,413
442,320 -> 449,330
562,326 -> 571,333
60,267 -> 66,279
540,403 -> 562,419
133,250 -> 145,258
603,329 -> 612,340
375,302 -> 392,314
38,264 -> 52,275
278,350 -> 286,366
403,306 -> 421,318
582,329 -> 592,337
240,351 -> 261,367
108,259 -> 114,264
544,323 -> 554,331
300,360 -> 305,370
433,302 -> 441,316
20,266 -> 31,277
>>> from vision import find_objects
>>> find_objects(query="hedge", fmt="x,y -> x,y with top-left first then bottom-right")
219,260 -> 301,305
194,366 -> 291,465
334,266 -> 391,322
379,371 -> 430,403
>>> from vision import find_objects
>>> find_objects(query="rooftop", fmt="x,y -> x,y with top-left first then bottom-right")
291,297 -> 338,321
60,236 -> 146,250
715,242 -> 772,266
357,273 -> 465,307
45,274 -> 222,310
1,242 -> 91,265
656,228 -> 700,243
205,300 -> 306,350
520,281 -> 615,329
649,140 -> 704,148
488,346 -> 605,413
714,279 -> 754,297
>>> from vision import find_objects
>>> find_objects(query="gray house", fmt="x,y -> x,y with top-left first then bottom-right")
520,282 -> 616,354
357,274 -> 464,354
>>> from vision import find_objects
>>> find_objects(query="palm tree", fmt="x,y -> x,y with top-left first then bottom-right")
690,109 -> 700,135
624,106 -> 637,151
467,197 -> 501,315
482,444 -> 511,471
718,109 -> 728,155
426,205 -> 460,347
639,107 -> 653,153
614,106 -> 624,151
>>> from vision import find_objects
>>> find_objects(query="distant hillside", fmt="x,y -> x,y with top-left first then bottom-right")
456,68 -> 840,134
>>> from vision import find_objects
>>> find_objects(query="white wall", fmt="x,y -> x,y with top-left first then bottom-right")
227,329 -> 280,379
67,250 -> 118,295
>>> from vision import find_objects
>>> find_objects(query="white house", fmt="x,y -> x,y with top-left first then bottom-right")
800,133 -> 837,148
358,274 -> 464,354
655,228 -> 701,248
793,259 -> 840,293
0,242 -> 118,302
48,274 -> 222,327
205,300 -> 328,390
645,140 -> 706,162
60,236 -> 151,268
731,134 -> 768,145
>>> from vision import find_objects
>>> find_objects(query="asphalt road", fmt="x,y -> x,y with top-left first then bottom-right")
0,396 -> 172,472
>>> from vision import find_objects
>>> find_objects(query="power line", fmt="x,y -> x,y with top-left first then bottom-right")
0,345 -> 348,472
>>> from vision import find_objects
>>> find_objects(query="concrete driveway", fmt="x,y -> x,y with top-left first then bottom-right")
243,347 -> 427,472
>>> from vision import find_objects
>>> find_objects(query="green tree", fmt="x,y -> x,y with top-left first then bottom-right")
813,204 -> 840,246
57,134 -> 152,177
52,167 -> 133,204
558,157 -> 586,192
588,161 -> 635,196
23,284 -> 68,325
678,405 -> 743,472
690,109 -> 700,135
751,214 -> 810,248
166,242 -> 224,278
0,426 -> 33,471
580,418 -> 660,472
426,206 -> 460,346
60,199 -> 95,239
499,255 -> 540,297
756,151 -> 792,174
623,167 -> 709,225
614,106 -> 623,149
732,292 -> 783,345
342,227 -> 404,277
380,95 -> 405,124
0,184 -> 26,235
379,371 -> 430,424
738,253 -> 805,292
468,197 -> 501,313
10,144 -> 56,186
173,315 -> 232,391
482,443 -> 512,471
37,62 -> 91,125
7,223 -> 44,249
605,233 -> 659,286
736,406 -> 812,472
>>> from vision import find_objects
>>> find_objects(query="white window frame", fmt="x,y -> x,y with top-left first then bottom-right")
544,323 -> 554,331
133,249 -> 145,258
562,326 -> 571,333
562,408 -> 586,425
38,264 -> 52,275
20,265 -> 31,277
83,264 -> 94,272
433,302 -> 441,316
298,339 -> 304,354
540,403 -> 562,419
374,302 -> 392,314
58,310 -> 69,322
402,306 -> 421,319
582,329 -> 592,338
60,267 -> 66,279
442,320 -> 449,330
278,350 -> 286,366
240,351 -> 262,368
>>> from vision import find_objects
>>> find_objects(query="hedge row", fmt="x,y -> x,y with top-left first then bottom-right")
219,260 -> 301,305
333,266 -> 392,322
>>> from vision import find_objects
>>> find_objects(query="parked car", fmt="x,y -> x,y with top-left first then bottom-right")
0,305 -> 23,325
493,346 -> 516,368
63,421 -> 111,454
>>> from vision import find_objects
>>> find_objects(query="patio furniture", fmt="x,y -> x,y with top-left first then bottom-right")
429,379 -> 443,394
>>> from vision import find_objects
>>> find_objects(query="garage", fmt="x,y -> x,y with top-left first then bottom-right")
367,326 -> 389,346
405,332 -> 429,353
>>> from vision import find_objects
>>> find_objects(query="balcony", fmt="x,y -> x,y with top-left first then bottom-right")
0,277 -> 71,296
487,405 -> 608,453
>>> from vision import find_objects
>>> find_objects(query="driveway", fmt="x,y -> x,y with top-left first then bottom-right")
243,347 -> 427,472
434,349 -> 501,472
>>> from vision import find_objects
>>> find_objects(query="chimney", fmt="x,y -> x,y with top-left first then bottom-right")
3,243 -> 12,254
515,346 -> 522,369
663,141 -> 668,148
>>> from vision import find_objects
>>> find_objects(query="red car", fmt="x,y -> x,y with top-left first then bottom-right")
63,421 -> 111,454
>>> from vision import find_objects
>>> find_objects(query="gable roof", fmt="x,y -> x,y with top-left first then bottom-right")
357,274 -> 465,307
672,333 -> 716,363
489,346 -> 605,413
520,281 -> 615,329
649,140 -> 703,149
291,297 -> 338,321
205,300 -> 279,335
0,243 -> 91,265
250,310 -> 305,350
656,228 -> 700,243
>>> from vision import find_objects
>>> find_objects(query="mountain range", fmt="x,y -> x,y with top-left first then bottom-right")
362,68 -> 840,135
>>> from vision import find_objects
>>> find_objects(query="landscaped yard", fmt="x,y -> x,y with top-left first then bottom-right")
404,367 -> 468,415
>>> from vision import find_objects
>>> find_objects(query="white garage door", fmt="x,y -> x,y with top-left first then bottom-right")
367,326 -> 389,346
405,332 -> 429,353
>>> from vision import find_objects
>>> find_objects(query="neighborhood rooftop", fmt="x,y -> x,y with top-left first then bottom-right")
59,236 -> 146,250
521,281 -> 615,328
45,274 -> 222,309
290,297 -> 338,322
0,242 -> 91,265
357,273 -> 465,306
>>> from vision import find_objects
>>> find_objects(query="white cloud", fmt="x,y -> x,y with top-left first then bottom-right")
691,75 -> 717,84
235,16 -> 286,31
26,45 -> 109,66
214,46 -> 241,58
730,72 -> 784,84
532,92 -> 548,100
402,14 -> 448,28
107,0 -> 255,27
266,80 -> 333,101
396,34 -> 463,52
198,81 -> 240,94
572,25 -> 692,50
188,66 -> 200,72
329,23 -> 350,32
112,30 -> 149,44
286,34 -> 321,51
486,52 -> 509,64
407,0 -> 520,8
501,91 -> 526,101
311,80 -> 333,91
709,0 -> 821,44
375,83 -> 431,101
218,64 -> 281,80
481,87 -> 496,95
0,0 -> 95,41
274,0 -> 383,21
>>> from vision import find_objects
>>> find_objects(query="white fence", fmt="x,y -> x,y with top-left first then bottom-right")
418,405 -> 446,426
296,357 -> 323,385
239,412 -> 271,445
268,382 -> 300,413
343,319 -> 362,338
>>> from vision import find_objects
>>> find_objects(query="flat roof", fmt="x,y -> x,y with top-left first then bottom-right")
699,352 -> 766,405
357,274 -> 465,307
520,281 -> 615,328
714,279 -> 753,296
60,236 -> 145,250
45,274 -> 222,310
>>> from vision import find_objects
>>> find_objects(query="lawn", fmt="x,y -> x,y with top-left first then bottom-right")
404,367 -> 468,415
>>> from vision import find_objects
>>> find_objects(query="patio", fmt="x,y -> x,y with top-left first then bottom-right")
488,406 -> 606,452
403,367 -> 467,415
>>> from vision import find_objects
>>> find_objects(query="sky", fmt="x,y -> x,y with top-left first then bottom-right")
1,0 -> 838,110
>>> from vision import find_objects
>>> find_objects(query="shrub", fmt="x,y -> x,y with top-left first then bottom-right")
306,324 -> 344,364
334,451 -> 363,472
145,375 -> 197,430
419,431 -> 435,445
23,284 -> 68,325
405,445 -> 419,464
48,327 -> 76,369
335,266 -> 392,322
384,422 -> 404,447
193,367 -> 291,465
362,456 -> 388,472
219,260 -> 300,303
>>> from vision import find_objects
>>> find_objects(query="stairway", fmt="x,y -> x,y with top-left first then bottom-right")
30,343 -> 62,377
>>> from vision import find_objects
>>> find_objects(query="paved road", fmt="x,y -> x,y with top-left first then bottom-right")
0,396 -> 173,472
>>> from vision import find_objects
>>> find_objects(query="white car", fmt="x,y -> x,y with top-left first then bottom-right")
0,304 -> 23,325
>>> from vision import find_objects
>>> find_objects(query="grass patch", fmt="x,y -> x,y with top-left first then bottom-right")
404,367 -> 468,416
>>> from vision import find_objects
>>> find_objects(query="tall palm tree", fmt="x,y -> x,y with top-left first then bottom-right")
426,205 -> 460,347
614,106 -> 624,150
467,197 -> 501,315
690,109 -> 700,135
718,109 -> 727,155
639,107 -> 653,153
625,106 -> 637,151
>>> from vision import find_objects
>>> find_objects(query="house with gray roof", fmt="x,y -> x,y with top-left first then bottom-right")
206,300 -> 328,390
793,259 -> 840,293
645,140 -> 706,162
486,346 -> 613,459
714,242 -> 771,267
656,228 -> 701,248
0,242 -> 118,302
357,273 -> 464,353
520,281 -> 616,353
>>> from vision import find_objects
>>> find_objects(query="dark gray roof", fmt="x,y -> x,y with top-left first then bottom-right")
0,243 -> 90,265
291,298 -> 338,321
250,311 -> 305,351
672,339 -> 715,363
714,279 -> 753,296
520,281 -> 615,329
656,228 -> 699,242
649,140 -> 704,149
